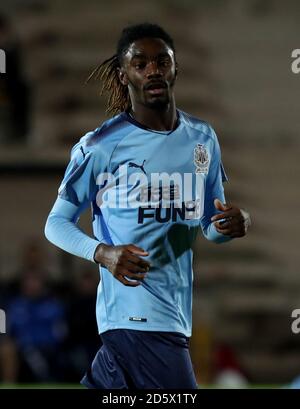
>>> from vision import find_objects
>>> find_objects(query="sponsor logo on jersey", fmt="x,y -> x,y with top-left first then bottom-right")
138,198 -> 203,223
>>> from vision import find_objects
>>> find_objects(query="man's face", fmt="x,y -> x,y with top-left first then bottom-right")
119,37 -> 177,109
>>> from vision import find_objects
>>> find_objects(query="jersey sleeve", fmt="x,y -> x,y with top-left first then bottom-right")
58,139 -> 98,209
200,126 -> 232,243
45,135 -> 108,262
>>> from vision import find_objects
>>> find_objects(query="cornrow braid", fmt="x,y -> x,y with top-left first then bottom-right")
86,55 -> 130,117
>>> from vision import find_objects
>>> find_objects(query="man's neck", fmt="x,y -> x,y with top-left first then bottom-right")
130,100 -> 177,131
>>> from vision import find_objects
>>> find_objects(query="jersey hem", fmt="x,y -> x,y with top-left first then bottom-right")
97,322 -> 191,338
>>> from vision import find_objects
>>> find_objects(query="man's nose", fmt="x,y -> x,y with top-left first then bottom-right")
146,61 -> 162,78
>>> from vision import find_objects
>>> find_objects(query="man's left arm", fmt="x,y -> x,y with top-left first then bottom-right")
200,126 -> 251,243
211,199 -> 251,239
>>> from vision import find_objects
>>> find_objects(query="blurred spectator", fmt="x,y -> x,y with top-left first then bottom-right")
0,13 -> 31,144
64,269 -> 100,381
0,240 -> 103,384
5,238 -> 50,299
0,259 -> 67,383
213,343 -> 248,388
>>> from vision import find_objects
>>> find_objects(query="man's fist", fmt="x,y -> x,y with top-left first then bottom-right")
211,199 -> 251,238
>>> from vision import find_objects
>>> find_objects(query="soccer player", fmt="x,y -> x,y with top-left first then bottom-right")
44,23 -> 251,389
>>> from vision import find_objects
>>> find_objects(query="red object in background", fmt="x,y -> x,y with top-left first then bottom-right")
214,344 -> 243,373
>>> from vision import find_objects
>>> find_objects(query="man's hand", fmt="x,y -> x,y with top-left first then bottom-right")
94,243 -> 150,287
211,199 -> 251,238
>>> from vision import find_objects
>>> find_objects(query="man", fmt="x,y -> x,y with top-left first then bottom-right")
45,23 -> 250,389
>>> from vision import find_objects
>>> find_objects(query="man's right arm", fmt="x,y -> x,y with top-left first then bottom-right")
45,199 -> 150,286
44,138 -> 150,285
45,139 -> 105,263
44,197 -> 102,263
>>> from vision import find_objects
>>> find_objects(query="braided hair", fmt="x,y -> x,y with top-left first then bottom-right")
86,23 -> 175,116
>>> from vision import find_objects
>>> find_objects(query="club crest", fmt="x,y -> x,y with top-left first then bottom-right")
194,144 -> 209,173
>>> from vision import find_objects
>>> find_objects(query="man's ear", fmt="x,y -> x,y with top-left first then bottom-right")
118,67 -> 129,86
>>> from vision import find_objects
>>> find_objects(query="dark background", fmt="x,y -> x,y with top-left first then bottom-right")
0,0 -> 299,387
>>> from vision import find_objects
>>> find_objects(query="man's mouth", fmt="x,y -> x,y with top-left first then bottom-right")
145,82 -> 167,95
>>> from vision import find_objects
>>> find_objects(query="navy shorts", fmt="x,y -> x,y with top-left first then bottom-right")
81,329 -> 198,389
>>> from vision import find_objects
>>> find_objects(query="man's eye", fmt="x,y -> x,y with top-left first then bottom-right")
135,63 -> 146,69
159,60 -> 170,67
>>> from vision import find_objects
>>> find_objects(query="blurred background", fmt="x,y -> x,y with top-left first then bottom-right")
0,0 -> 299,388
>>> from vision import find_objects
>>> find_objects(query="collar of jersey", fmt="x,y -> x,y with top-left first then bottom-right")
122,110 -> 182,135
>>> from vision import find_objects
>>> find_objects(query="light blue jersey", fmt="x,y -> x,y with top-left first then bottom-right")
45,110 -> 230,337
